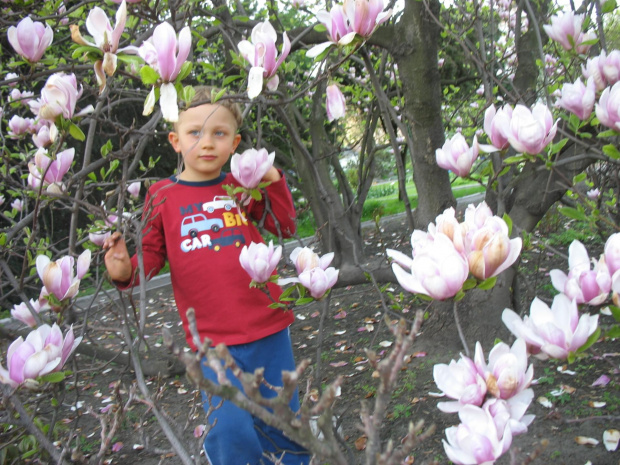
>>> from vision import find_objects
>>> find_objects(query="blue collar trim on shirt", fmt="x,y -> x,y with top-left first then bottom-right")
169,172 -> 226,186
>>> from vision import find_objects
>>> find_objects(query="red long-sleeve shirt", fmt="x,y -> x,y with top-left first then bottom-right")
123,172 -> 297,350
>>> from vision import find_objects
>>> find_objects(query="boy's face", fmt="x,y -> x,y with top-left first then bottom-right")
168,103 -> 241,182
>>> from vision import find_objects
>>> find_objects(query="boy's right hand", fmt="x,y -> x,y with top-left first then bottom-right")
103,231 -> 133,283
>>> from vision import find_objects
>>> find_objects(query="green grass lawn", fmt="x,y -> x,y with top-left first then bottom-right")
296,181 -> 485,238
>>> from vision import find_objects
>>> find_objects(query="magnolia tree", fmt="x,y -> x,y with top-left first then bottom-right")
1,0 -> 620,463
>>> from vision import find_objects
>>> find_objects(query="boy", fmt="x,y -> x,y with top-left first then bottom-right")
103,87 -> 310,465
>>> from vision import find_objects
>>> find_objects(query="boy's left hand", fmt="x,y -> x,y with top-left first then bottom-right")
262,167 -> 281,183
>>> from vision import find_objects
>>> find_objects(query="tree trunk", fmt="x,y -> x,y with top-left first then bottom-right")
390,0 -> 456,228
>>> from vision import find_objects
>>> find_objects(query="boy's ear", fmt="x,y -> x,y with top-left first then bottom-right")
168,131 -> 181,153
232,133 -> 241,152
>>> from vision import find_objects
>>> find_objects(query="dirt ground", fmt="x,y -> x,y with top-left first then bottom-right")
2,213 -> 619,465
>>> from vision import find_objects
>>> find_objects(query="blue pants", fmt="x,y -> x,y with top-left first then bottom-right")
200,328 -> 310,465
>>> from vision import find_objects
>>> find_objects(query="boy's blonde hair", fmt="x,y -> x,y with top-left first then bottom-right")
183,85 -> 243,129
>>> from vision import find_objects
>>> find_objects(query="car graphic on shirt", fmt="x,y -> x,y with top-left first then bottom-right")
209,228 -> 246,251
180,214 -> 223,237
203,196 -> 235,213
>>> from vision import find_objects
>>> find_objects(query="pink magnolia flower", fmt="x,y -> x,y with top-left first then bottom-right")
505,103 -> 558,155
0,323 -> 81,388
32,124 -> 52,148
549,240 -> 612,305
435,133 -> 479,177
387,233 -> 469,300
443,404 -> 513,465
602,50 -> 620,86
298,266 -> 339,299
502,294 -> 599,360
595,81 -> 620,130
37,73 -> 84,122
582,52 -> 607,91
237,21 -> 290,99
89,230 -> 111,246
289,247 -> 334,275
433,353 -> 487,412
556,77 -> 595,120
586,188 -> 600,199
463,201 -> 494,233
481,105 -> 513,153
473,339 -> 533,400
230,148 -> 275,189
127,181 -> 140,198
70,1 -> 137,91
139,22 -> 191,122
291,0 -> 306,7
11,198 -> 23,212
344,0 -> 393,38
308,0 -> 392,58
239,241 -> 282,284
28,147 -> 74,192
36,250 -> 91,303
11,299 -> 47,328
604,232 -> 620,278
483,390 -> 535,438
543,11 -> 595,54
326,84 -> 346,122
8,115 -> 35,136
466,216 -> 522,280
7,17 -> 53,63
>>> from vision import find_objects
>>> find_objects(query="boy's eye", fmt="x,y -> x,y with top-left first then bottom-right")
189,130 -> 201,137
215,130 -> 225,137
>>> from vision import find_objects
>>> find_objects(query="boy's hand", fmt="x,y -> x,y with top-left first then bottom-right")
261,166 -> 281,183
103,231 -> 133,283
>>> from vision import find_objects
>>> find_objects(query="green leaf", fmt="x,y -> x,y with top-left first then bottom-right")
69,123 -> 85,141
597,129 -> 618,138
140,65 -> 160,85
71,45 -> 102,60
573,172 -> 587,184
250,189 -> 262,201
295,297 -> 315,305
602,144 -> 620,160
549,138 -> 568,155
608,305 -> 620,322
462,278 -> 477,291
557,206 -> 587,221
100,139 -> 113,157
0,233 -> 6,246
605,324 -> 620,338
454,290 -> 465,301
232,15 -> 250,22
268,302 -> 287,309
278,284 -> 297,300
176,61 -> 193,82
22,450 -> 38,459
212,87 -> 227,103
576,326 -> 601,353
503,155 -> 525,165
502,213 -> 513,235
602,0 -> 617,14
222,75 -> 242,87
314,24 -> 327,32
38,372 -> 66,383
181,85 -> 196,105
477,276 -> 497,290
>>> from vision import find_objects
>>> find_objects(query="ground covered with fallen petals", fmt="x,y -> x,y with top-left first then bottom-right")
2,212 -> 619,465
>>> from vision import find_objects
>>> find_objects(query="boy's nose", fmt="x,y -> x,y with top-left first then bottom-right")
200,133 -> 213,147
